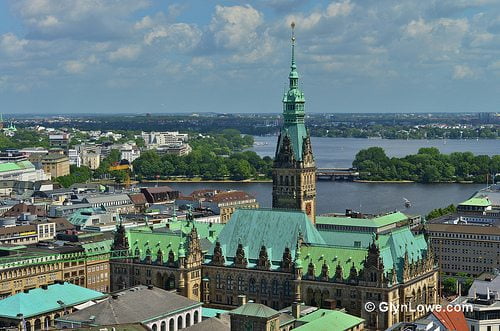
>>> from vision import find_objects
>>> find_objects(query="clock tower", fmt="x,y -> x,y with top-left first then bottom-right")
272,23 -> 316,224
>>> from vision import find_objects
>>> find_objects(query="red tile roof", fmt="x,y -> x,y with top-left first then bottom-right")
432,309 -> 468,331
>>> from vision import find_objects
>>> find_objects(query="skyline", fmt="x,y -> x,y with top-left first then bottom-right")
1,0 -> 500,114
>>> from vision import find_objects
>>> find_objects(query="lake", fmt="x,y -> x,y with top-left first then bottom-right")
155,137 -> 498,216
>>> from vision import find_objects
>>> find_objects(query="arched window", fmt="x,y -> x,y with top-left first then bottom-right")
25,321 -> 31,331
237,276 -> 244,292
151,323 -> 157,331
194,310 -> 199,324
186,313 -> 191,327
177,315 -> 183,330
45,316 -> 51,328
169,319 -> 174,330
216,273 -> 222,289
34,319 -> 41,331
160,321 -> 166,331
226,275 -> 233,291
249,278 -> 256,293
283,280 -> 291,296
166,275 -> 175,290
271,279 -> 279,295
260,279 -> 267,295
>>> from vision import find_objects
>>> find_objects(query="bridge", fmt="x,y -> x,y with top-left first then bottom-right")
316,168 -> 360,181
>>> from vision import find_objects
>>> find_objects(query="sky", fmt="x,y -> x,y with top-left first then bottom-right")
1,0 -> 500,114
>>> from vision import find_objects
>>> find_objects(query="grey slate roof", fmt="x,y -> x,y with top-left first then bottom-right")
468,274 -> 500,298
58,286 -> 201,325
82,194 -> 132,204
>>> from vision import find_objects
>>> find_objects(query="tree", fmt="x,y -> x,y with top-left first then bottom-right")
442,277 -> 457,295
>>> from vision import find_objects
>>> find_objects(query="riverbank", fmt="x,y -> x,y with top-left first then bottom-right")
354,179 -> 477,184
140,178 -> 272,183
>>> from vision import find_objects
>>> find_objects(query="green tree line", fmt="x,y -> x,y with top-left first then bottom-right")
353,147 -> 500,183
132,130 -> 270,180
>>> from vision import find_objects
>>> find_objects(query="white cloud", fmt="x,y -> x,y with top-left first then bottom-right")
108,45 -> 141,61
134,16 -> 154,30
144,23 -> 202,51
285,0 -> 353,31
326,0 -> 353,18
210,5 -> 263,49
62,60 -> 86,74
453,65 -> 475,79
38,15 -> 59,28
12,0 -> 150,40
0,33 -> 28,56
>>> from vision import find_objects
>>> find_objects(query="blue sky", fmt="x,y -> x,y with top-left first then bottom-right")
1,0 -> 500,114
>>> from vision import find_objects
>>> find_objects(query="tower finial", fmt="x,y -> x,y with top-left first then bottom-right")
291,22 -> 296,66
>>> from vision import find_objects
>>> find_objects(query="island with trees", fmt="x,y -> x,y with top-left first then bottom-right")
353,147 -> 500,183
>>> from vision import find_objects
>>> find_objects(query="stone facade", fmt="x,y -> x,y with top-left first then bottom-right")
110,220 -> 203,302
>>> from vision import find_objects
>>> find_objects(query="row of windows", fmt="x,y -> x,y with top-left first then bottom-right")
430,232 -> 499,241
215,275 -> 292,296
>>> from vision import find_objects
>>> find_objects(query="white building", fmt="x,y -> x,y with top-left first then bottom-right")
68,149 -> 81,167
120,144 -> 141,163
0,161 -> 50,181
141,131 -> 188,147
453,274 -> 500,331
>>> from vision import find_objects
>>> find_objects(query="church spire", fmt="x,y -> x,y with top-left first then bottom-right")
289,22 -> 299,90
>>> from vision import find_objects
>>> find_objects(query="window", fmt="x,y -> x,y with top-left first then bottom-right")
260,279 -> 267,295
284,280 -> 291,296
272,279 -> 279,295
227,276 -> 233,291
237,277 -> 244,292
216,273 -> 222,289
249,278 -> 256,293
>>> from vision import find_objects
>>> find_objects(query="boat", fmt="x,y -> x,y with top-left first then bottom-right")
403,197 -> 412,208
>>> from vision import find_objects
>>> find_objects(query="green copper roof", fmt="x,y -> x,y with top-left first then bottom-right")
0,161 -> 35,173
316,211 -> 408,228
318,230 -> 373,248
230,302 -> 279,318
210,209 -> 325,266
296,309 -> 364,331
301,244 -> 367,279
128,227 -> 186,262
459,197 -> 491,207
0,282 -> 105,319
82,239 -> 112,256
301,226 -> 429,282
202,307 -> 229,318
276,24 -> 309,162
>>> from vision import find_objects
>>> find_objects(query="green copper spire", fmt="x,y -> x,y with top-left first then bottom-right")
277,22 -> 307,161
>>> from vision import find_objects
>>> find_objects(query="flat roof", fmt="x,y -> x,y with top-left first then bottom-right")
459,197 -> 491,207
316,211 -> 407,228
0,282 -> 105,319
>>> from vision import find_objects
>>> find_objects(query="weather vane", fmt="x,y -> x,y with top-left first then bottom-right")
291,21 -> 296,42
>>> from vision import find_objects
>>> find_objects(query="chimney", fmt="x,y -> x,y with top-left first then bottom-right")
237,295 -> 247,306
292,302 -> 301,319
324,299 -> 337,310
